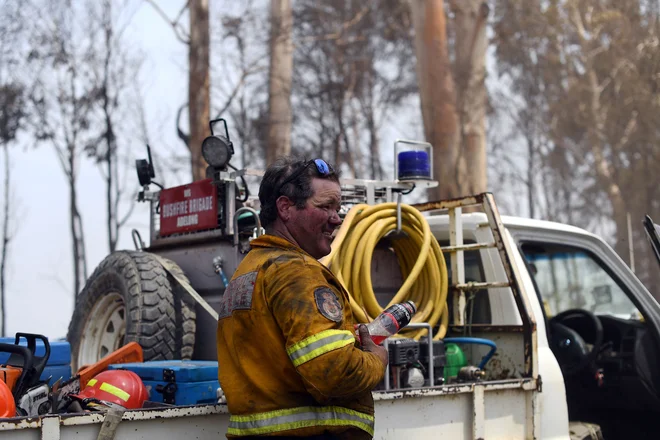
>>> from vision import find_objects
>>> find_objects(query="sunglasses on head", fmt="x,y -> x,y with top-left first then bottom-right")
275,159 -> 332,196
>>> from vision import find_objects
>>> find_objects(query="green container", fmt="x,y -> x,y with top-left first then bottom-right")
444,343 -> 467,381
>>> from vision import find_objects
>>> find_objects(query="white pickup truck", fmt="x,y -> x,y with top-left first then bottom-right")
2,181 -> 659,440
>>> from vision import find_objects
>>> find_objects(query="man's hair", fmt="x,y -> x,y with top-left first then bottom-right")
259,156 -> 341,228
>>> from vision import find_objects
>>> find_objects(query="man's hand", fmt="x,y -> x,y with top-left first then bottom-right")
358,325 -> 388,368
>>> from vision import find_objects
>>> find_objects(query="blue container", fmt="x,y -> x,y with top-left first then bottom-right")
42,365 -> 73,384
109,360 -> 220,406
141,379 -> 218,405
0,338 -> 71,366
0,338 -> 71,385
398,150 -> 431,180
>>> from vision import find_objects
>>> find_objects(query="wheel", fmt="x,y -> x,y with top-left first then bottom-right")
67,251 -> 196,370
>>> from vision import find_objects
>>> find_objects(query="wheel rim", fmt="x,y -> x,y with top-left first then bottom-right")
78,292 -> 126,368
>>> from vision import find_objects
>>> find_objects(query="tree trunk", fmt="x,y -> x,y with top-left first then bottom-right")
69,171 -> 87,297
526,136 -> 536,218
101,1 -> 118,252
451,0 -> 489,195
0,144 -> 10,336
189,0 -> 210,181
409,0 -> 460,200
366,105 -> 381,180
266,0 -> 293,165
585,64 -> 630,265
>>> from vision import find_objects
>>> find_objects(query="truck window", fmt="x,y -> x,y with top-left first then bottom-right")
521,243 -> 641,320
445,248 -> 491,324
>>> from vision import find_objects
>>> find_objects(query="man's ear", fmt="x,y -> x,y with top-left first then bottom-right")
275,195 -> 294,221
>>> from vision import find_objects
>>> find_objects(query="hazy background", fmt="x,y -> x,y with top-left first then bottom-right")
1,0 -> 659,339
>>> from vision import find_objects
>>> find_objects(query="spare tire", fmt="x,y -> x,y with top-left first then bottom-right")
67,251 -> 196,370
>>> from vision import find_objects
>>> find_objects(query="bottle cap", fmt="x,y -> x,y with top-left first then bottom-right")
405,300 -> 417,314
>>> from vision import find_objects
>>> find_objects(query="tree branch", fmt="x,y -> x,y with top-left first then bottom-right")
298,6 -> 370,43
213,62 -> 265,119
613,111 -> 638,152
143,0 -> 190,44
176,103 -> 189,148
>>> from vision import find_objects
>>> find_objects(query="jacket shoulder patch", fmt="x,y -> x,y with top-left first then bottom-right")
218,271 -> 257,319
314,287 -> 343,323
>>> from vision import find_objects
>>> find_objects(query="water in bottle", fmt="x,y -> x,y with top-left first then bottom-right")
357,301 -> 417,345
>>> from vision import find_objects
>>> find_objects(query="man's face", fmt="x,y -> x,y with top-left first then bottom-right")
287,178 -> 342,259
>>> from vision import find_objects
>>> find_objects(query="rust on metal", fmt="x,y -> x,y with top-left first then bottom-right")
416,192 -> 539,380
374,378 -> 536,402
484,355 -> 511,380
449,206 -> 466,326
481,193 -> 538,379
412,193 -> 486,212
483,349 -> 522,380
0,417 -> 41,429
456,281 -> 510,290
449,325 -> 524,333
441,242 -> 496,253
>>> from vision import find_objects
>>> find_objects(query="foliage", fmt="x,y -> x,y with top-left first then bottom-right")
291,0 -> 418,179
492,0 -> 660,290
0,84 -> 23,144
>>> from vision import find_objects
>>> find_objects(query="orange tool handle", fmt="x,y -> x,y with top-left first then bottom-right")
0,367 -> 21,391
77,342 -> 143,388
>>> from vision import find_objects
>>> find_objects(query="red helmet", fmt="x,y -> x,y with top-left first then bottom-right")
71,370 -> 149,410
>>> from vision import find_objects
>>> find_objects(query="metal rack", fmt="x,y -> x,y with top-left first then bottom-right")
413,193 -> 539,378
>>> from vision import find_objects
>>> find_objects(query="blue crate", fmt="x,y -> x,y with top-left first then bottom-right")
0,338 -> 71,386
108,360 -> 220,406
42,365 -> 72,385
143,379 -> 219,405
109,360 -> 218,382
0,338 -> 71,366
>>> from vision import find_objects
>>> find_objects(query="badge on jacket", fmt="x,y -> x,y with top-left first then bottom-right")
314,287 -> 343,323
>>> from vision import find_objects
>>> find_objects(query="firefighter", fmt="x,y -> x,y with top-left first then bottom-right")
217,156 -> 388,439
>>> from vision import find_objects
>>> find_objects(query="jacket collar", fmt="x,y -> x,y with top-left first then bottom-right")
249,234 -> 307,255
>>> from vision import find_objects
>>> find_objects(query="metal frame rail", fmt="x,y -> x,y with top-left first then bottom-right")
413,193 -> 539,379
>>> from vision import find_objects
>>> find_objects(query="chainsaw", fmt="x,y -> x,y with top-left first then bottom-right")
0,333 -> 51,416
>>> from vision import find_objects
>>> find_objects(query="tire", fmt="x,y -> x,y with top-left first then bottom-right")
67,251 -> 196,370
569,421 -> 604,440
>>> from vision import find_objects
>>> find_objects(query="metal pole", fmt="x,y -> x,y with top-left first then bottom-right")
627,212 -> 635,273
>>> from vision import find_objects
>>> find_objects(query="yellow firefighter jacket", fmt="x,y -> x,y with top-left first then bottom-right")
216,234 -> 385,439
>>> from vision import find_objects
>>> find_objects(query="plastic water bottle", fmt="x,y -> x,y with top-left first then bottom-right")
357,301 -> 417,345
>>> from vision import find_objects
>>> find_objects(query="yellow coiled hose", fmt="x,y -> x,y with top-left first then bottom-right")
320,202 -> 449,340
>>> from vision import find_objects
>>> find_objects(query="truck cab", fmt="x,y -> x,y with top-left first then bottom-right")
507,216 -> 660,438
376,206 -> 660,439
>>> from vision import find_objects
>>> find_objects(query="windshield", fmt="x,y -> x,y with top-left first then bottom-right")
522,243 -> 642,320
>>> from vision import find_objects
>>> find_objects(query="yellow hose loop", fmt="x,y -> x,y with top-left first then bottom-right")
320,202 -> 449,340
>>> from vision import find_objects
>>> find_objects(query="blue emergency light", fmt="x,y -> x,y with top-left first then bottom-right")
394,140 -> 435,185
397,150 -> 431,181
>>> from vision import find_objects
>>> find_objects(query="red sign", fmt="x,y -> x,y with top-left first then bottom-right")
159,179 -> 218,236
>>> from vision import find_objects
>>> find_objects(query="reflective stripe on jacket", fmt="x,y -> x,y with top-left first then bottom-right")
228,405 -> 374,436
287,330 -> 355,367
216,235 -> 384,439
